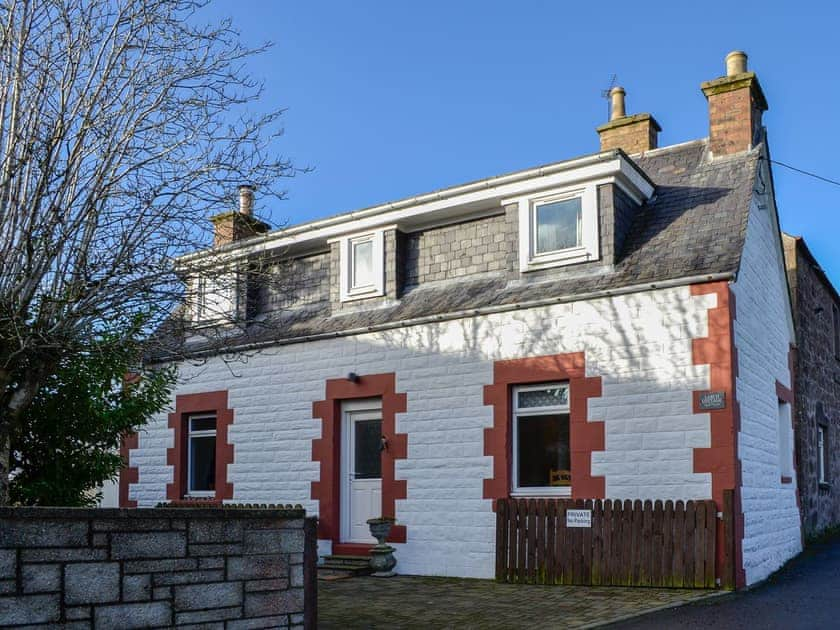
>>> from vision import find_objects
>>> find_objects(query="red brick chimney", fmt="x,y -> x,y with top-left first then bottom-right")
701,51 -> 768,157
596,87 -> 661,154
210,185 -> 270,247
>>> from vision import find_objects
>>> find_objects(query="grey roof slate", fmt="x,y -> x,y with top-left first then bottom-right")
149,139 -> 758,360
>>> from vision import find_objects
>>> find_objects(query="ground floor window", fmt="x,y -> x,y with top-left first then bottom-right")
188,414 -> 216,495
512,383 -> 571,495
777,400 -> 793,481
818,425 -> 829,485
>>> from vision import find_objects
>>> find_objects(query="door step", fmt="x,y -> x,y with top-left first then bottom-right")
318,554 -> 373,579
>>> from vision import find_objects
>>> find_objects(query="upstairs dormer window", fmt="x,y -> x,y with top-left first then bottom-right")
338,229 -> 385,302
511,184 -> 599,272
192,272 -> 237,324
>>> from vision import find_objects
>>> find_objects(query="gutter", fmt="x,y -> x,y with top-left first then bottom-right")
153,271 -> 735,363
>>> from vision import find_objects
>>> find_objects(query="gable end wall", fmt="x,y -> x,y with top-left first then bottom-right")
732,197 -> 802,585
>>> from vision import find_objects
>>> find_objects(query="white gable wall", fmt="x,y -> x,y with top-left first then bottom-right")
130,285 -> 718,578
732,195 -> 802,585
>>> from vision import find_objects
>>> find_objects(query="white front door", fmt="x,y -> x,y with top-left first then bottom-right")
341,401 -> 383,543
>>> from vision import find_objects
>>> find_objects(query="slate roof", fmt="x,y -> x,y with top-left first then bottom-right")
149,139 -> 759,360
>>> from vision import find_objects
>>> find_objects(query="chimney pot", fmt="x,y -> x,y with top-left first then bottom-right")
610,86 -> 626,121
238,184 -> 254,216
725,50 -> 748,77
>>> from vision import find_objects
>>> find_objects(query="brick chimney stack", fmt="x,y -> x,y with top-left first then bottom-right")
701,50 -> 768,157
596,87 -> 661,154
210,184 -> 269,247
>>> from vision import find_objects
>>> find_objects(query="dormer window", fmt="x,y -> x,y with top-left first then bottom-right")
192,272 -> 237,323
511,184 -> 600,272
338,230 -> 385,302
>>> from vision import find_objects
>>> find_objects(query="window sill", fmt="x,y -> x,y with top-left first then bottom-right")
510,489 -> 572,498
191,317 -> 234,327
341,287 -> 385,303
184,492 -> 215,499
521,250 -> 596,273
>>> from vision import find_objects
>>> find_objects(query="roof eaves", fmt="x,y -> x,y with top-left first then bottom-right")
179,148 -> 654,265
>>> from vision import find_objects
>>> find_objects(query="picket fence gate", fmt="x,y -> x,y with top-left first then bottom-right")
495,491 -> 736,589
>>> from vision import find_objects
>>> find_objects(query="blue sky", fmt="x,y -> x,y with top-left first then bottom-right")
201,1 -> 840,284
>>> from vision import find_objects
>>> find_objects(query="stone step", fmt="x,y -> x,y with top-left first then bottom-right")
321,554 -> 371,568
318,555 -> 373,579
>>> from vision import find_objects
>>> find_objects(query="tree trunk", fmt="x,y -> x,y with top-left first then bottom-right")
0,365 -> 53,505
0,431 -> 9,506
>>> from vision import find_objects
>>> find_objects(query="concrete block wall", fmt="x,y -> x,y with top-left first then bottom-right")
732,197 -> 802,584
257,251 -> 330,313
130,285 -> 718,579
403,212 -> 515,286
0,507 -> 316,629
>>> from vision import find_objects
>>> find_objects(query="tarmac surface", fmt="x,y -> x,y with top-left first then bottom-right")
612,537 -> 840,629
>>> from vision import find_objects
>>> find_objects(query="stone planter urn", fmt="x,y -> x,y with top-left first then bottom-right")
366,517 -> 397,577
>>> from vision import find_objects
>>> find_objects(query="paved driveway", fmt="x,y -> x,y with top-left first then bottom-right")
318,575 -> 716,629
611,537 -> 840,629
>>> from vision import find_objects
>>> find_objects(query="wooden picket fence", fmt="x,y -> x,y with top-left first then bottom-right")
496,493 -> 735,589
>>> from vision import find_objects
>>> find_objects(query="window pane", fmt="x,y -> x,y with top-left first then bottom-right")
352,239 -> 374,288
819,427 -> 827,482
190,416 -> 216,432
517,413 -> 570,487
777,401 -> 792,476
354,419 -> 382,480
535,198 -> 582,253
190,436 -> 216,492
517,386 -> 568,409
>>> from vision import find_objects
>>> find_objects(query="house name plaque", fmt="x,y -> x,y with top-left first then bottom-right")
699,391 -> 726,410
566,509 -> 592,528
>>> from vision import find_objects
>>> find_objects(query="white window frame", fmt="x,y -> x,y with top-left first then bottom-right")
818,425 -> 828,484
192,271 -> 238,324
511,382 -> 572,497
194,275 -> 207,321
187,414 -> 217,497
337,229 -> 385,302
777,400 -> 793,480
510,183 -> 600,272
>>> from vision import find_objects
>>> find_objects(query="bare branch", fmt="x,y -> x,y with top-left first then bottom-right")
0,0 -> 304,504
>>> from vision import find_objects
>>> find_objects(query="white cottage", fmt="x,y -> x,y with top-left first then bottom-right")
123,52 -> 801,588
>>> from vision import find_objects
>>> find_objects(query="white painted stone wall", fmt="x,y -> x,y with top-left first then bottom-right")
732,195 -> 802,585
129,285 -> 717,578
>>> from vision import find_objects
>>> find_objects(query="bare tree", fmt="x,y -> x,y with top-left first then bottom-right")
0,0 -> 298,504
